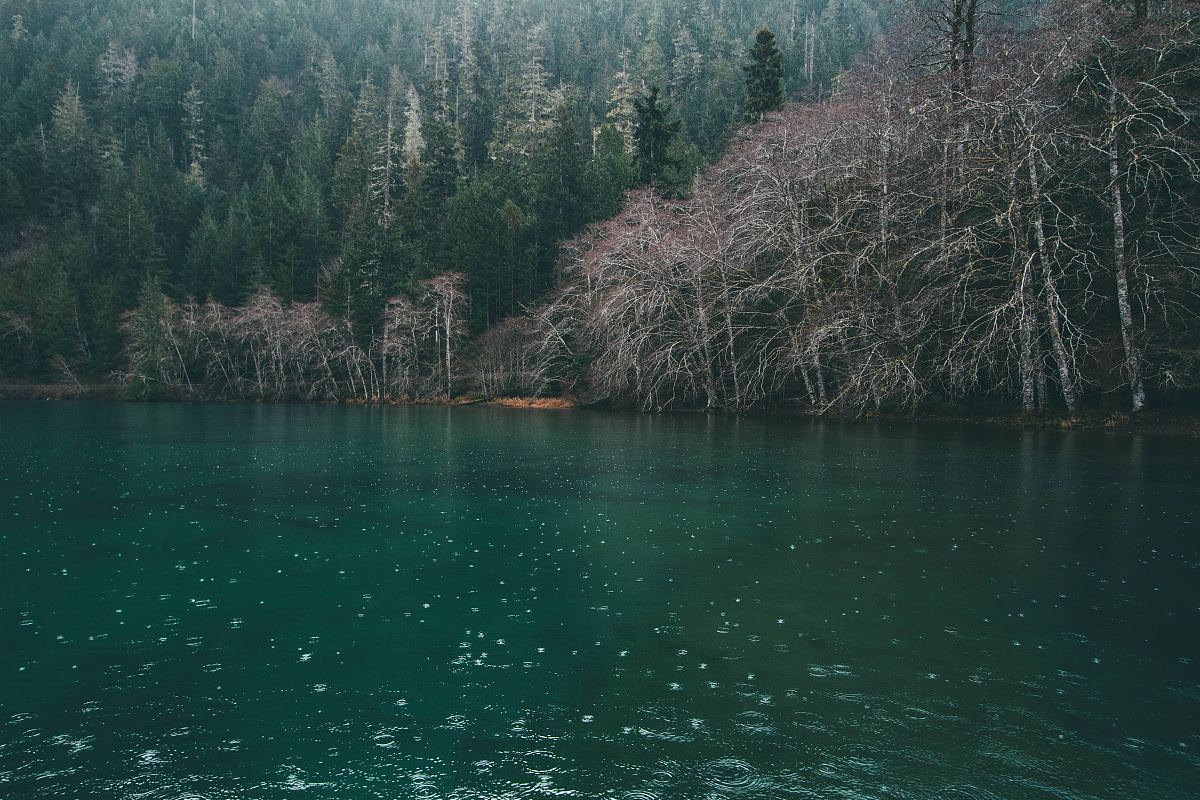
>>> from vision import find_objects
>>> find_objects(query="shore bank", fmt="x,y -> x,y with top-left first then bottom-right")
2,382 -> 1196,436
0,383 -> 123,401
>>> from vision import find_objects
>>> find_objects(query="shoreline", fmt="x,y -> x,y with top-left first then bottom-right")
2,382 -> 1197,436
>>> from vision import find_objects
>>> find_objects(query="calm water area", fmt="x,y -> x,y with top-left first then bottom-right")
0,402 -> 1197,798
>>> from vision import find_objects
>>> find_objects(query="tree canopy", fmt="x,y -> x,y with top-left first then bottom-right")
1,0 -> 891,384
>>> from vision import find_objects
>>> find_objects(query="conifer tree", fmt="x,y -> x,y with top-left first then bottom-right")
49,81 -> 94,214
371,70 -> 407,231
584,124 -> 635,220
96,42 -> 137,127
606,50 -> 639,151
533,101 -> 588,274
403,82 -> 425,170
743,28 -> 785,122
417,117 -> 462,238
632,86 -> 682,187
182,84 -> 207,184
282,165 -> 329,301
0,168 -> 23,236
490,26 -> 558,168
333,79 -> 383,221
246,78 -> 289,173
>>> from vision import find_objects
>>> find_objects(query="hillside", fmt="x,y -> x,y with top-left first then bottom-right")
0,0 -> 887,383
508,0 -> 1200,415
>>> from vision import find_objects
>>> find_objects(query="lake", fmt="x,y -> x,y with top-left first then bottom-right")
1,403 -> 1197,799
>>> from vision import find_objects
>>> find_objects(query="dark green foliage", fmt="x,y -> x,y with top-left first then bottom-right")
743,28 -> 785,121
0,167 -> 23,236
0,246 -> 74,376
531,103 -> 589,279
584,125 -> 636,220
0,0 -> 888,382
633,87 -> 683,188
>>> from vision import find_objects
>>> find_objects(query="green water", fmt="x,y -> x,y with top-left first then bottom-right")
0,403 -> 1197,799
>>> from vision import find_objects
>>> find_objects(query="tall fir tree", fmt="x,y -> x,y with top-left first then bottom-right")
743,28 -> 785,122
632,86 -> 682,188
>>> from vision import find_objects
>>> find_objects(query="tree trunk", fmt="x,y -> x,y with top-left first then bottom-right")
444,298 -> 453,397
1027,145 -> 1078,414
1108,102 -> 1146,412
1019,255 -> 1038,414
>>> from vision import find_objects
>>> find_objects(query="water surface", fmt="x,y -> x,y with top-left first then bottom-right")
1,403 -> 1197,798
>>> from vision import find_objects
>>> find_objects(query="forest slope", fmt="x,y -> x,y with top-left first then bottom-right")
0,0 -> 886,384
512,0 -> 1200,415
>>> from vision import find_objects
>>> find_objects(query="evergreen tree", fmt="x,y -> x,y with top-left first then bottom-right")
184,208 -> 226,300
95,179 -> 165,299
0,246 -> 74,374
182,84 -> 207,184
96,41 -> 137,129
411,116 -> 461,264
246,79 -> 290,174
584,124 -> 635,220
533,102 -> 588,244
124,274 -> 179,399
371,71 -> 408,231
632,86 -> 682,187
282,165 -> 330,301
403,82 -> 426,170
490,26 -> 559,170
333,79 -> 383,222
0,167 -> 23,237
252,166 -> 289,296
48,81 -> 95,215
336,200 -> 386,344
606,50 -> 639,151
743,28 -> 785,122
445,176 -> 516,326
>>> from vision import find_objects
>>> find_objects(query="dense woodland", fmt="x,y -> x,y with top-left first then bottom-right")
1,0 -> 1197,415
519,0 -> 1200,415
0,0 -> 887,387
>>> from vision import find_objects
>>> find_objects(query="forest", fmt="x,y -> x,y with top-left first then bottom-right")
1,0 -> 1197,416
0,0 -> 886,389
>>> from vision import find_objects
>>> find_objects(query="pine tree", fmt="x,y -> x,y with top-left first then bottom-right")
532,101 -> 588,281
584,124 -> 635,220
445,176 -> 513,326
632,86 -> 682,187
403,82 -> 425,170
246,78 -> 289,173
428,27 -> 453,122
96,184 -> 165,298
252,166 -> 288,295
606,50 -> 639,151
743,28 -> 785,122
490,25 -> 559,168
184,208 -> 226,299
412,116 -> 461,262
336,200 -> 386,345
124,274 -> 179,398
182,84 -> 207,184
371,70 -> 407,231
96,42 -> 138,127
333,79 -> 383,221
10,13 -> 27,44
49,82 -> 95,215
671,27 -> 704,97
282,165 -> 329,301
313,46 -> 347,120
0,167 -> 23,237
